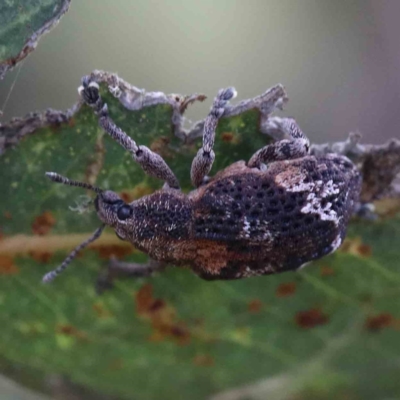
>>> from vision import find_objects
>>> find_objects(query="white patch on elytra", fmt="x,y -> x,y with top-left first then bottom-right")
330,234 -> 342,252
300,179 -> 341,226
242,217 -> 251,238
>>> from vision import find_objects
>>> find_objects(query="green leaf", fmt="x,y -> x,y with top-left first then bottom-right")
0,81 -> 400,400
0,0 -> 71,79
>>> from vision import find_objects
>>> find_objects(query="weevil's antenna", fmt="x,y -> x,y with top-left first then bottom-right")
42,224 -> 106,283
45,172 -> 103,194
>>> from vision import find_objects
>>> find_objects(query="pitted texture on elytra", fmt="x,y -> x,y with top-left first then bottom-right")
185,156 -> 361,279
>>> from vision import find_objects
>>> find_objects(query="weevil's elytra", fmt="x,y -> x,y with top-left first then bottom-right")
42,78 -> 362,286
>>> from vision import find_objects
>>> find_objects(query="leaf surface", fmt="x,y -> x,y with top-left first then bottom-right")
0,84 -> 400,400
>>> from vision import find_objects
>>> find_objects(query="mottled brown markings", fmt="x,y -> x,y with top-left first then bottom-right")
28,251 -> 52,263
3,211 -> 12,219
150,136 -> 174,159
320,265 -> 335,277
365,313 -> 394,332
247,299 -> 263,313
221,131 -> 240,144
276,282 -> 297,297
295,308 -> 328,329
0,255 -> 19,275
92,244 -> 134,260
32,211 -> 56,236
340,238 -> 372,258
67,117 -> 76,128
135,283 -> 191,345
56,324 -> 87,341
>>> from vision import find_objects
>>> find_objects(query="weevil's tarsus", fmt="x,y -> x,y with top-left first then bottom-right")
42,224 -> 106,283
45,172 -> 103,194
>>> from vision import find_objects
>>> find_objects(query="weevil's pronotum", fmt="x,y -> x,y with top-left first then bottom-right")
42,77 -> 361,286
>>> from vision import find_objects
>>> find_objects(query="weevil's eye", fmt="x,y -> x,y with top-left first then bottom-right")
117,204 -> 132,220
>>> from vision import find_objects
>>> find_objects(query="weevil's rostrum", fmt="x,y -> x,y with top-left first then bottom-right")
43,77 -> 362,285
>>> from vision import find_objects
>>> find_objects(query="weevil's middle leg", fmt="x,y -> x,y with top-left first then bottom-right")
96,258 -> 166,293
248,117 -> 310,168
79,77 -> 179,189
190,87 -> 237,187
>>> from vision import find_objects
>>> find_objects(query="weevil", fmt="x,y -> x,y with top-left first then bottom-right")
42,77 -> 361,287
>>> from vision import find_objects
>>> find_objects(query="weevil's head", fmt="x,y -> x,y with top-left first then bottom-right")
94,190 -> 134,241
43,172 -> 139,283
45,172 -> 135,242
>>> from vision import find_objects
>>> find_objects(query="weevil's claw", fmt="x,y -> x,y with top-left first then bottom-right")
78,76 -> 100,105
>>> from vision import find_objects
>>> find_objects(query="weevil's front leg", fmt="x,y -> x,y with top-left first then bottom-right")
190,87 -> 237,187
248,117 -> 310,168
79,77 -> 179,189
96,257 -> 166,293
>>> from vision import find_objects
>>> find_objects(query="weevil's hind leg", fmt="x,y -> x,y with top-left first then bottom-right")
190,87 -> 237,187
79,77 -> 179,189
96,258 -> 166,293
248,117 -> 310,168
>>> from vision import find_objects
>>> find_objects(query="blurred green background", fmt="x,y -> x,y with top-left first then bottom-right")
1,1 -> 400,400
1,0 -> 400,143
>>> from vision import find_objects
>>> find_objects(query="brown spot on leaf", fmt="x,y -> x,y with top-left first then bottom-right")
135,283 -> 191,345
150,136 -> 173,158
68,117 -> 76,128
320,265 -> 335,277
221,131 -> 240,144
0,255 -> 19,275
29,251 -> 52,263
295,308 -> 328,329
358,243 -> 372,257
193,354 -> 214,367
340,237 -> 372,258
276,282 -> 297,297
56,324 -> 87,341
365,313 -> 393,332
4,211 -> 12,219
32,211 -> 56,236
248,299 -> 263,313
92,244 -> 133,260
